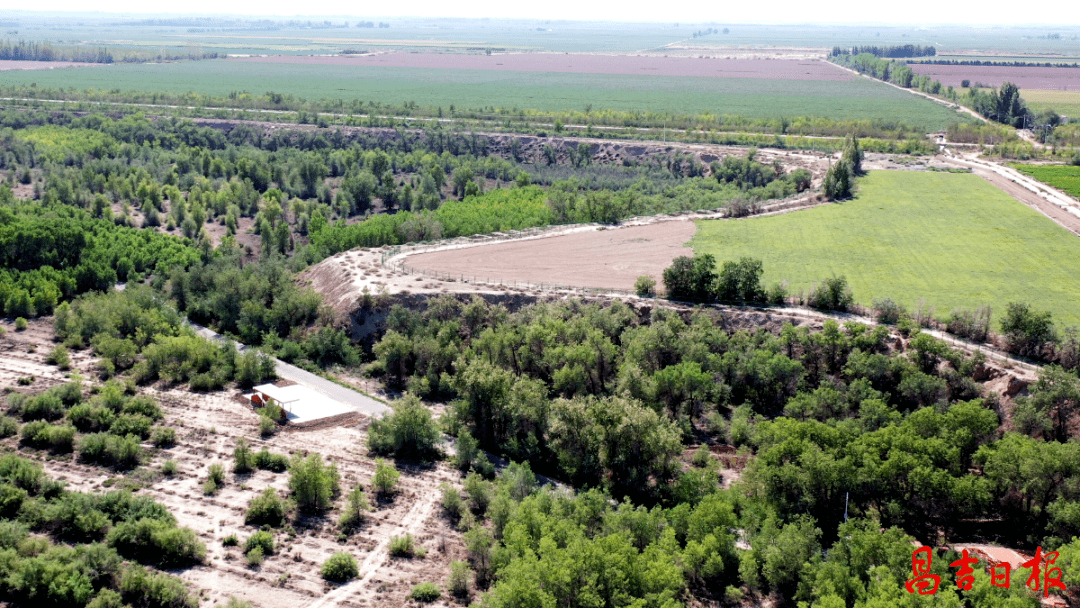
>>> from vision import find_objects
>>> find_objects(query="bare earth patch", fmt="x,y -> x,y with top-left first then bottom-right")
909,64 -> 1080,91
406,221 -> 695,291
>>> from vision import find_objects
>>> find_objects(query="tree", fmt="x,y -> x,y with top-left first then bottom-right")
716,257 -> 764,302
372,458 -> 400,497
367,394 -> 442,461
288,453 -> 340,514
823,160 -> 853,200
1000,302 -> 1056,358
662,254 -> 717,301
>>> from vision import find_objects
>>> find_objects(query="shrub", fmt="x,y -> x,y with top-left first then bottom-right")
150,427 -> 176,448
320,551 -> 358,582
372,458 -> 400,497
634,275 -> 656,297
110,413 -> 152,439
253,448 -> 289,472
222,534 -> 239,547
244,530 -> 274,555
410,582 -> 441,603
203,463 -> 225,495
337,484 -> 370,532
118,564 -> 197,608
20,421 -> 75,452
78,433 -> 139,469
0,416 -> 17,438
288,453 -> 340,513
447,559 -> 470,597
873,297 -> 906,325
12,392 -> 65,421
766,282 -> 788,306
245,546 -> 264,567
440,482 -> 462,521
807,276 -> 855,312
233,438 -> 254,474
108,518 -> 207,568
389,533 -> 425,558
14,317 -> 27,331
366,394 -> 442,461
47,344 -> 71,370
453,430 -> 480,472
161,459 -> 178,476
257,415 -> 276,437
245,488 -> 288,527
69,404 -> 116,432
1001,301 -> 1056,358
947,305 -> 992,342
216,598 -> 253,608
122,396 -> 163,420
463,473 -> 491,516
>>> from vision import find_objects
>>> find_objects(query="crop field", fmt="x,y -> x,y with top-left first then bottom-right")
692,170 -> 1080,327
910,63 -> 1080,90
0,58 -> 970,129
1010,163 -> 1080,198
1023,89 -> 1080,117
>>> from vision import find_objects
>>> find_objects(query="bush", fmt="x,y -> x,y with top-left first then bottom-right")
253,448 -> 289,472
118,564 -> 197,608
223,534 -> 239,547
20,421 -> 76,452
161,459 -> 178,476
807,276 -> 855,312
634,275 -> 656,297
873,297 -> 906,325
366,395 -> 441,461
245,546 -> 264,567
150,427 -> 176,448
766,282 -> 788,306
389,533 -> 425,558
440,482 -> 462,521
77,433 -> 142,469
108,518 -> 207,568
110,413 -> 152,439
410,582 -> 441,602
203,463 -> 225,495
69,404 -> 116,432
447,559 -> 470,597
233,438 -> 254,473
320,551 -> 358,582
0,416 -> 17,438
288,453 -> 340,513
372,458 -> 400,497
47,344 -> 71,370
245,488 -> 289,527
337,484 -> 370,532
14,317 -> 27,331
947,305 -> 992,342
1001,301 -> 1056,358
244,530 -> 274,555
257,415 -> 277,437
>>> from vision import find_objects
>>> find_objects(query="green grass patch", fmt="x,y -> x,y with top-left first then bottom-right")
692,170 -> 1080,327
1009,163 -> 1080,199
1022,90 -> 1080,120
0,60 -> 968,131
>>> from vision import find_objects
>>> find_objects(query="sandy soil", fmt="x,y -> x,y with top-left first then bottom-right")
404,221 -> 695,291
1,321 -> 470,608
233,53 -> 854,81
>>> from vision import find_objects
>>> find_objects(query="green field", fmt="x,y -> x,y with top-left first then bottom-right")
0,60 -> 969,129
692,170 -> 1080,327
1010,163 -> 1080,198
1023,90 -> 1080,118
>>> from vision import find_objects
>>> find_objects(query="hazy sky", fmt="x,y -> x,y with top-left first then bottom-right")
4,2 -> 1071,26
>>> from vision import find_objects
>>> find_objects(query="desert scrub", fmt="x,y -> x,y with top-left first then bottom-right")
150,426 -> 176,448
447,559 -> 470,597
161,459 -> 178,476
203,463 -> 225,495
222,534 -> 239,547
233,437 -> 254,473
244,530 -> 274,555
372,458 -> 399,497
245,487 -> 289,527
388,533 -> 425,558
14,317 -> 27,331
254,448 -> 289,472
320,551 -> 358,582
337,484 -> 370,532
0,416 -> 18,438
47,344 -> 71,370
410,582 -> 440,603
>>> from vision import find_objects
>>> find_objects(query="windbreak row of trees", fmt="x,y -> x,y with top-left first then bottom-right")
831,44 -> 937,58
0,38 -> 221,63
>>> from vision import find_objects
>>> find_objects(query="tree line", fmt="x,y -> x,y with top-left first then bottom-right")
831,44 -> 937,58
